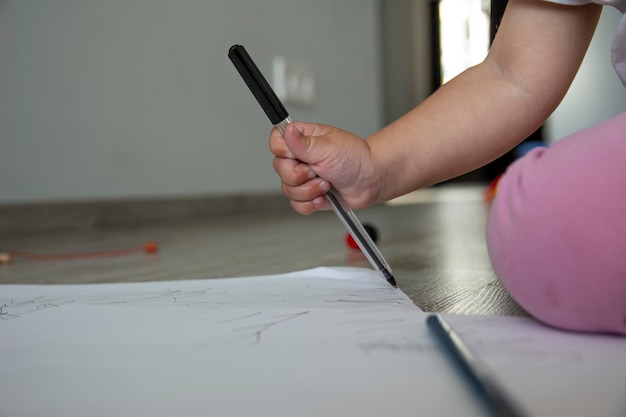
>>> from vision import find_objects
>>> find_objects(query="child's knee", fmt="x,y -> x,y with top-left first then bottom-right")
486,148 -> 626,335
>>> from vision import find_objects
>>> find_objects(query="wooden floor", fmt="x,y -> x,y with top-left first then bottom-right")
0,186 -> 526,317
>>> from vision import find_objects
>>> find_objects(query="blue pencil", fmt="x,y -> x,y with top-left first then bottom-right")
426,314 -> 529,417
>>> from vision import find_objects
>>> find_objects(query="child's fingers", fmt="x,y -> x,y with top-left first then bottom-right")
289,196 -> 332,215
272,157 -> 316,187
268,126 -> 295,159
280,177 -> 330,204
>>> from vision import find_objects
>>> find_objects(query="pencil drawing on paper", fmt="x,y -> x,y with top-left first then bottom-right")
0,296 -> 75,320
0,276 -> 595,371
0,278 -> 433,358
232,311 -> 310,341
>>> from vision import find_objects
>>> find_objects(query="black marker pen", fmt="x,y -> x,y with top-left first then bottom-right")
228,44 -> 396,288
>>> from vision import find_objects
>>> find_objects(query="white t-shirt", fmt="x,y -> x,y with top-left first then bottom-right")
544,0 -> 626,86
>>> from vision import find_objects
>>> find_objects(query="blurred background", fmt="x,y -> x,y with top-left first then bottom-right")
0,0 -> 624,205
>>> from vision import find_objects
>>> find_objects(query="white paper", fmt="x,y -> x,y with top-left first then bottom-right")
443,314 -> 626,417
1,267 -> 625,417
1,267 -> 482,417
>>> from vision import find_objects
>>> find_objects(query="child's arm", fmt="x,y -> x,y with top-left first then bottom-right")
366,0 -> 601,200
270,0 -> 601,214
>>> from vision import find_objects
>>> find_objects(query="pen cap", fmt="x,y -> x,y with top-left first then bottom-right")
228,45 -> 289,125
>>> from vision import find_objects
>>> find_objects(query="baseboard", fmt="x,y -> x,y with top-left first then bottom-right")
0,193 -> 291,235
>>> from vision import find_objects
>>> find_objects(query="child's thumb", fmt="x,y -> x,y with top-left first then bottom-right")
283,123 -> 319,164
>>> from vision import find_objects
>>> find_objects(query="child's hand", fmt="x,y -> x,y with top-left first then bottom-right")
269,121 -> 377,215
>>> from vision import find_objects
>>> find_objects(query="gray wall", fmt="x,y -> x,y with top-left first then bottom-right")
1,1 -> 623,205
0,0 -> 383,203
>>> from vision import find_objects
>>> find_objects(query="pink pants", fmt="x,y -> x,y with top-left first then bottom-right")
487,111 -> 626,335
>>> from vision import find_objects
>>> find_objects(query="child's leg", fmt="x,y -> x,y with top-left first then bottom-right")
487,111 -> 626,335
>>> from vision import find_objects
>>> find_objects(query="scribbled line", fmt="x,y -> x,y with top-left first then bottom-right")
334,319 -> 414,338
1,284 -> 410,322
0,303 -> 16,319
232,311 -> 310,345
0,297 -> 75,320
0,287 -> 220,321
88,288 -> 213,306
201,310 -> 312,347
218,311 -> 262,324
329,313 -> 436,356
315,289 -> 414,308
